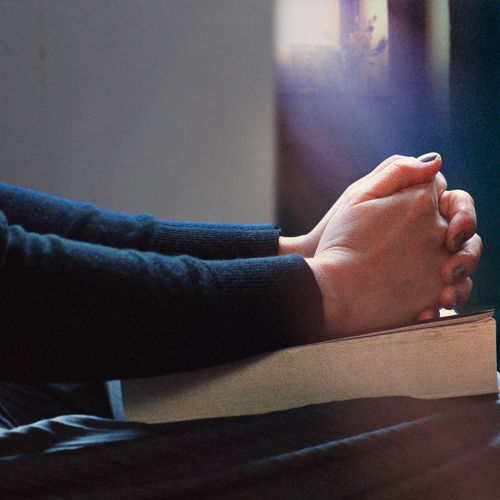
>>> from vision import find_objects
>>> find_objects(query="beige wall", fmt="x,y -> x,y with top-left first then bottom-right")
0,0 -> 275,223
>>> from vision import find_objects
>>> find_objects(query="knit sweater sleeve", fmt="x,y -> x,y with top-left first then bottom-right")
0,212 -> 324,382
0,183 -> 279,259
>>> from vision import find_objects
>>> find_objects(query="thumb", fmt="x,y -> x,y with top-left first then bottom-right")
364,153 -> 442,199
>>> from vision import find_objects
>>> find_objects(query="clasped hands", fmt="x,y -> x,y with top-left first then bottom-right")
279,154 -> 482,337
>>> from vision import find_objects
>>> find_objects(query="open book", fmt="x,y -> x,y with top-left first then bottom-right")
122,310 -> 497,423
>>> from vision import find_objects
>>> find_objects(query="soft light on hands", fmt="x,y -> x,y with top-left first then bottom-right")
280,154 -> 482,337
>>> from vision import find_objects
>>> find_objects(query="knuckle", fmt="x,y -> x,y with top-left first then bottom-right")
388,154 -> 404,164
456,189 -> 475,206
393,160 -> 416,172
423,217 -> 448,248
462,254 -> 475,268
452,191 -> 476,217
435,217 -> 449,238
345,186 -> 360,201
467,277 -> 474,291
435,172 -> 448,190
413,187 -> 434,211
475,234 -> 484,254
457,248 -> 479,269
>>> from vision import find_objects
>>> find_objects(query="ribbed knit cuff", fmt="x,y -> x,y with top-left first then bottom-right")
152,223 -> 280,259
201,254 -> 326,361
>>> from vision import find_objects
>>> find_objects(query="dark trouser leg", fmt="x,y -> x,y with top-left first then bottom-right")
0,382 -> 114,430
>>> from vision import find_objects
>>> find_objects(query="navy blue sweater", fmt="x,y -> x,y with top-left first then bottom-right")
0,183 -> 324,382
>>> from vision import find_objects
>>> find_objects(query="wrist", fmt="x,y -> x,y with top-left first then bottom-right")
305,257 -> 347,339
279,234 -> 314,257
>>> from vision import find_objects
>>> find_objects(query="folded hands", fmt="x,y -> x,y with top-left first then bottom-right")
279,153 -> 482,337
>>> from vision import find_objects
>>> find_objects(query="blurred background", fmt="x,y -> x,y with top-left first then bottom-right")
276,0 -> 499,345
0,0 -> 498,346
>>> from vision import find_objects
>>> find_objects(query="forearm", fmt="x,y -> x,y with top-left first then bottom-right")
0,182 -> 280,259
0,213 -> 324,382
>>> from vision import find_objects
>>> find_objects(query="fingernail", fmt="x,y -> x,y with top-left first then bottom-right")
452,266 -> 467,283
418,152 -> 439,163
453,291 -> 462,308
453,231 -> 467,251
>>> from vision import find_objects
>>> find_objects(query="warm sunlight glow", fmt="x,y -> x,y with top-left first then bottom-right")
359,0 -> 388,48
275,0 -> 340,62
427,0 -> 450,131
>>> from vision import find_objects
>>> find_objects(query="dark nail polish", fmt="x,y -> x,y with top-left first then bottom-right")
453,231 -> 467,251
418,152 -> 438,163
452,266 -> 467,283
